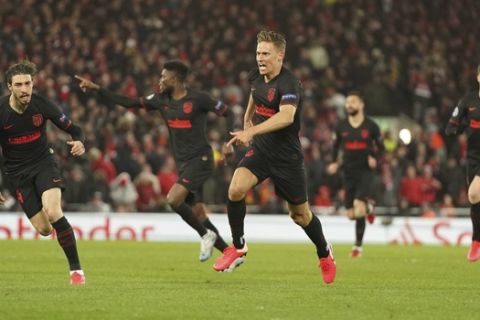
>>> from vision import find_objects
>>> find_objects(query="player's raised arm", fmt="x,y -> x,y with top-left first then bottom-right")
75,75 -> 143,109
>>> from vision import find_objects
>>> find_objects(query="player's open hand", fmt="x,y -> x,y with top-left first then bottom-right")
74,75 -> 100,92
67,140 -> 85,156
0,192 -> 6,205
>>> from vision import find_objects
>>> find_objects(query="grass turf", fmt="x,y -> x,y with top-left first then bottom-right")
0,240 -> 479,320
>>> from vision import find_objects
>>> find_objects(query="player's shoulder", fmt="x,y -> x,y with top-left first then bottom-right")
0,95 -> 9,114
248,68 -> 260,83
278,67 -> 298,81
187,88 -> 208,98
365,116 -> 378,125
459,91 -> 478,102
337,119 -> 349,128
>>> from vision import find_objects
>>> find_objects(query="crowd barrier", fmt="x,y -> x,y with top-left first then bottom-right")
0,213 -> 472,246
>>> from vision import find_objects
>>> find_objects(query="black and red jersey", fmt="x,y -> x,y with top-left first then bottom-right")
332,117 -> 384,171
142,89 -> 227,163
0,93 -> 84,177
249,67 -> 303,163
446,91 -> 480,160
98,88 -> 227,164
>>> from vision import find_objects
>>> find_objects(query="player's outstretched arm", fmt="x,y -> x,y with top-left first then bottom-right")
0,192 -> 6,205
74,75 -> 100,92
74,75 -> 142,108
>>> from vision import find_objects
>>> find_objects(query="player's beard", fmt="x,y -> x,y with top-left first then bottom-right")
14,93 -> 31,109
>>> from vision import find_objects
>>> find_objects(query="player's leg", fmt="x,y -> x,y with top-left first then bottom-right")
287,202 -> 336,284
467,172 -> 480,261
227,167 -> 258,248
41,188 -> 85,284
213,166 -> 259,272
34,161 -> 85,284
192,201 -> 228,253
272,163 -> 335,284
167,183 -> 209,236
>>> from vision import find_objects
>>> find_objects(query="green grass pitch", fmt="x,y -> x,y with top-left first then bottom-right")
0,240 -> 479,320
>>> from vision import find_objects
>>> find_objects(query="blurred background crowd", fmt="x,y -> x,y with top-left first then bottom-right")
1,0 -> 479,217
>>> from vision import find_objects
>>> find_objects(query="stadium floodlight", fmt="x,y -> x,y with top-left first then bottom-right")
399,128 -> 412,145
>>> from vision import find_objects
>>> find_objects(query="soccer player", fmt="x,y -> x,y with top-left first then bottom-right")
75,60 -> 230,261
446,65 -> 480,262
0,60 -> 86,285
212,30 -> 336,284
327,92 -> 384,258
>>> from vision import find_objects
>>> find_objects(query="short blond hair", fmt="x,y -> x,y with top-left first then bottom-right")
257,30 -> 286,52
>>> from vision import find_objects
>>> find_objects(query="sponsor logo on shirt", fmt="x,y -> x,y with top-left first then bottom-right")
255,104 -> 276,118
8,131 -> 42,145
167,119 -> 192,129
345,141 -> 368,150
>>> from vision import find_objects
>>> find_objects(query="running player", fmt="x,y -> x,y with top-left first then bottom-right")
212,30 -> 336,284
327,92 -> 384,258
76,60 -> 230,262
446,64 -> 480,261
0,60 -> 86,285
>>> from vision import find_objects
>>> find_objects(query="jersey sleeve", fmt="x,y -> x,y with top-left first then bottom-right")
198,92 -> 228,116
278,75 -> 301,107
370,121 -> 385,159
139,93 -> 163,111
332,125 -> 342,161
39,95 -> 85,142
445,95 -> 469,135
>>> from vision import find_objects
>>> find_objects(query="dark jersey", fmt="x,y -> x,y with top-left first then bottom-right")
446,91 -> 480,160
332,117 -> 384,171
0,93 -> 83,177
249,67 -> 303,163
141,89 -> 226,163
97,88 -> 227,164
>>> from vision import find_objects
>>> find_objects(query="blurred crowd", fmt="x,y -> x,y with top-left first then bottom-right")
1,0 -> 479,216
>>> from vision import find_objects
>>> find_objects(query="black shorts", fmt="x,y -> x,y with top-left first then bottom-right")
176,152 -> 214,205
5,160 -> 64,219
467,158 -> 480,184
343,170 -> 374,209
238,148 -> 307,205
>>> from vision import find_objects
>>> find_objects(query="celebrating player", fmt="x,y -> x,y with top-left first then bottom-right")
327,92 -> 384,258
212,30 -> 336,284
0,60 -> 86,285
446,64 -> 480,261
76,60 -> 231,262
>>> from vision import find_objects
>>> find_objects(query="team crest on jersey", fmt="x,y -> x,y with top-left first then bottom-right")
361,129 -> 369,139
32,114 -> 43,127
183,101 -> 193,114
267,88 -> 276,102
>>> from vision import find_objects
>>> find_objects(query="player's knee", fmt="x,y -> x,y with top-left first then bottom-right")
34,224 -> 52,236
228,185 -> 246,202
353,201 -> 366,218
468,190 -> 480,204
346,209 -> 356,220
43,205 -> 62,222
289,211 -> 309,226
167,195 -> 182,210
